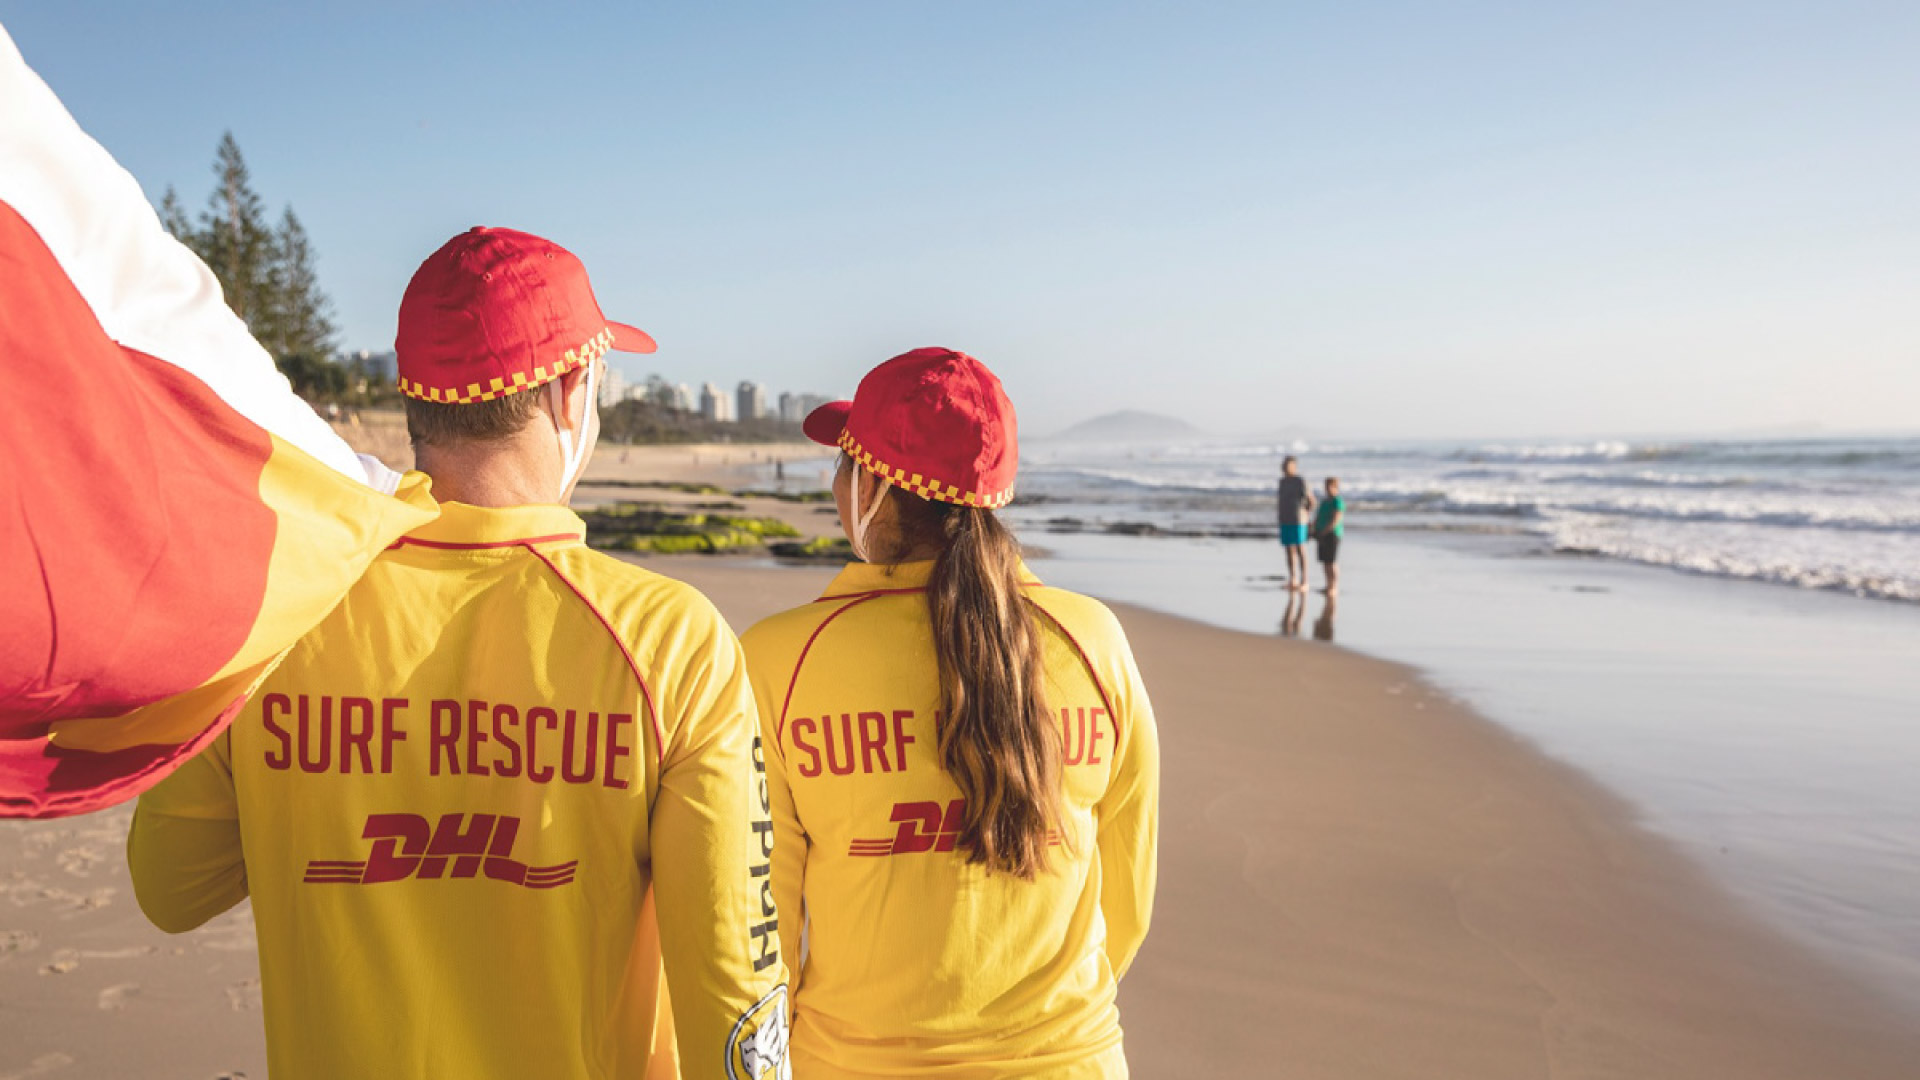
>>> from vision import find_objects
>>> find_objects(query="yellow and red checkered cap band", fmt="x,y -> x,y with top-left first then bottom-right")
838,429 -> 1015,509
397,327 -> 611,404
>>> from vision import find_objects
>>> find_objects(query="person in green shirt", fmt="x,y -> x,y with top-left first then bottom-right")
1312,476 -> 1345,596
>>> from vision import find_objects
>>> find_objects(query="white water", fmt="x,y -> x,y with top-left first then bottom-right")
1019,435 -> 1920,602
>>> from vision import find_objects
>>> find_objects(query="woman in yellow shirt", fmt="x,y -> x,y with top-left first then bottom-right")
742,347 -> 1160,1078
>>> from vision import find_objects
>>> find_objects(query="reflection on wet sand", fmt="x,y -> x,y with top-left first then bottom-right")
1313,593 -> 1338,642
1280,590 -> 1306,637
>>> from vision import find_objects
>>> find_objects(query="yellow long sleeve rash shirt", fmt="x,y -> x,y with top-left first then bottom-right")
740,560 -> 1159,1079
128,497 -> 790,1080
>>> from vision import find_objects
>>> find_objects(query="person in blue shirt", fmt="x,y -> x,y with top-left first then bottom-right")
1312,476 -> 1345,596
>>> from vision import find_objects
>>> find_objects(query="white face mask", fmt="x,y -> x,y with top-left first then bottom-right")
848,468 -> 892,562
548,362 -> 597,501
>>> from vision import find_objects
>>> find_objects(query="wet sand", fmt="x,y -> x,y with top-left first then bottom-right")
1101,601 -> 1920,1079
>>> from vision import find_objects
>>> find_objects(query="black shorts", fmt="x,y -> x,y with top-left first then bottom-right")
1316,533 -> 1340,564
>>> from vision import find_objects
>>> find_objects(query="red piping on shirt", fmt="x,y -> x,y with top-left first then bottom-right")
813,585 -> 931,602
525,546 -> 667,768
814,581 -> 1045,602
777,593 -> 886,745
390,532 -> 582,551
781,584 -> 1120,748
1022,599 -> 1121,746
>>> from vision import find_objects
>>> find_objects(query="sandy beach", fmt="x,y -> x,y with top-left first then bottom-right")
328,410 -> 829,492
4,440 -> 1917,1076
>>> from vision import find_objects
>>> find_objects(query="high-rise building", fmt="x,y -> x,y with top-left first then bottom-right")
700,382 -> 733,422
778,391 -> 830,423
737,381 -> 767,423
598,367 -> 629,409
673,383 -> 696,413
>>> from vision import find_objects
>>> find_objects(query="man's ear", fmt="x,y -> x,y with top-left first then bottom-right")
551,365 -> 591,430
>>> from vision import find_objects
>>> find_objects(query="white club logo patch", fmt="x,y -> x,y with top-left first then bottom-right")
726,985 -> 790,1080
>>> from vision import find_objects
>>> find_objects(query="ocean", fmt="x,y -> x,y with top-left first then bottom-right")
1014,434 -> 1920,603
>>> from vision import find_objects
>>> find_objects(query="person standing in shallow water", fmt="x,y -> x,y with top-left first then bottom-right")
1314,475 -> 1346,596
1277,455 -> 1315,591
741,347 -> 1160,1079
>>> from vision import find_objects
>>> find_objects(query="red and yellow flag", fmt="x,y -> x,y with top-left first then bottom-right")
0,24 -> 436,818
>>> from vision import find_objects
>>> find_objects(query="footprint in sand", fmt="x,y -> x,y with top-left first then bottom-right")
22,884 -> 114,913
0,1052 -> 75,1080
79,946 -> 158,961
54,847 -> 103,877
96,982 -> 140,1011
225,978 -> 262,1012
18,831 -> 59,859
38,949 -> 78,975
0,930 -> 40,957
44,886 -> 116,913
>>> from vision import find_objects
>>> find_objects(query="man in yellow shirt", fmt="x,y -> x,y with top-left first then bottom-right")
127,228 -> 789,1080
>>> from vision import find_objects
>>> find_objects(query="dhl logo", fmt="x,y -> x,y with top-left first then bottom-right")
303,812 -> 575,888
848,800 -> 1062,858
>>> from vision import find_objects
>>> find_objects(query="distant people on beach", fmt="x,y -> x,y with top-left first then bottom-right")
1313,476 -> 1344,596
741,347 -> 1160,1078
1276,455 -> 1315,591
128,228 -> 788,1079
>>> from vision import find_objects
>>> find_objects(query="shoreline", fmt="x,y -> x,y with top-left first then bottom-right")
1017,523 -> 1920,1013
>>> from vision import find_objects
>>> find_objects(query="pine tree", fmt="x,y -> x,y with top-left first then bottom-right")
163,133 -> 347,399
198,132 -> 275,337
269,206 -> 337,362
158,185 -> 194,242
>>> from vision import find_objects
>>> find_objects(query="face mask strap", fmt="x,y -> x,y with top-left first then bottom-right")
549,362 -> 596,500
849,470 -> 892,561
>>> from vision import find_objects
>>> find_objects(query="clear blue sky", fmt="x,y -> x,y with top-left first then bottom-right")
5,2 -> 1916,439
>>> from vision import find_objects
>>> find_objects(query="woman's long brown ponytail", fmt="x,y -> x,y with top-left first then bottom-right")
899,496 -> 1062,879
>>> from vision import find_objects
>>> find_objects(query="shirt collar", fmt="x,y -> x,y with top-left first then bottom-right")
818,558 -> 1042,600
397,474 -> 586,550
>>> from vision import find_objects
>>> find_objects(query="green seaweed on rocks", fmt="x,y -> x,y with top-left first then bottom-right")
768,536 -> 854,561
580,502 -> 800,555
737,488 -> 835,503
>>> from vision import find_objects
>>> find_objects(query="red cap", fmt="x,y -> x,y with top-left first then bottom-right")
394,227 -> 655,403
804,347 -> 1018,509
